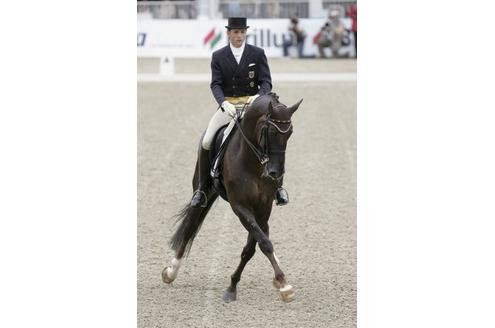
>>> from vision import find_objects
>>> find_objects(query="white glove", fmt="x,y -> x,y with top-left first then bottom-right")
221,101 -> 236,117
247,94 -> 260,104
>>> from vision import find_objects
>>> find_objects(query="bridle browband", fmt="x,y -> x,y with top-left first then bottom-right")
233,103 -> 292,165
267,118 -> 292,133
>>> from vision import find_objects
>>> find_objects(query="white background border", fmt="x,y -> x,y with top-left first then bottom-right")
1,1 -> 136,327
1,1 -> 495,327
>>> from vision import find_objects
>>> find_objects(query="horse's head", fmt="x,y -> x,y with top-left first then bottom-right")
246,93 -> 303,181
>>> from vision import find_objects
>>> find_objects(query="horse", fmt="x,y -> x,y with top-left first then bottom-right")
162,93 -> 303,302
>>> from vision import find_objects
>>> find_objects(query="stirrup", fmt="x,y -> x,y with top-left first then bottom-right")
191,190 -> 207,208
275,188 -> 289,206
210,167 -> 220,178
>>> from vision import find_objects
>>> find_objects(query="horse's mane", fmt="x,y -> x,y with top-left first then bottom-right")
249,92 -> 286,117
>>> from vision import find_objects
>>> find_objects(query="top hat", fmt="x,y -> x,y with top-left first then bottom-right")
225,17 -> 249,29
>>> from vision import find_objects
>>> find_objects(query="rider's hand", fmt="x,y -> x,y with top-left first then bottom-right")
247,94 -> 259,104
221,101 -> 236,117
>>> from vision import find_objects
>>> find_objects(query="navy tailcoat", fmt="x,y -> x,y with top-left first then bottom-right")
210,44 -> 272,106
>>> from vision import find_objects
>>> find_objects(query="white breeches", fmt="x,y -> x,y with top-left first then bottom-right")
202,96 -> 259,150
202,109 -> 232,150
202,107 -> 242,150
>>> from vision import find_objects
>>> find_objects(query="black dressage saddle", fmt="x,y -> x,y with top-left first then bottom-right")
209,122 -> 238,202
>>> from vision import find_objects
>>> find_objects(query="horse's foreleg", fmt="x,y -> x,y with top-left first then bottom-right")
258,223 -> 282,287
223,233 -> 256,302
258,222 -> 294,302
233,206 -> 294,302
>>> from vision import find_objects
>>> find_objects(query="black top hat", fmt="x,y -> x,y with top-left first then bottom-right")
225,17 -> 249,29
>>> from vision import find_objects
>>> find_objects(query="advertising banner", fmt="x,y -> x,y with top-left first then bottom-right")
137,19 -> 355,58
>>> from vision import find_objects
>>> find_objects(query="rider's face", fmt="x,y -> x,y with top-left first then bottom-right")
227,29 -> 247,48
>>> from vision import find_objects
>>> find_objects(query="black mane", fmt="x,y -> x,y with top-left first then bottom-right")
248,92 -> 286,118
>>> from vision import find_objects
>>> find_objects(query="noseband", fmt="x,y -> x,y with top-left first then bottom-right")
234,110 -> 292,166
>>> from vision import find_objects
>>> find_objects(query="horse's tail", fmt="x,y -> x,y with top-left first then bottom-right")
169,190 -> 218,256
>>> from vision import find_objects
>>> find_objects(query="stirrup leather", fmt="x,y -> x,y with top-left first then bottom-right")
211,167 -> 220,178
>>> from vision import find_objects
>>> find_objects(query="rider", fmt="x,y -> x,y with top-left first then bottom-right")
190,17 -> 290,208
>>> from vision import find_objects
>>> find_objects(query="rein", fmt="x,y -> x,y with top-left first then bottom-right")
233,103 -> 292,165
234,116 -> 269,164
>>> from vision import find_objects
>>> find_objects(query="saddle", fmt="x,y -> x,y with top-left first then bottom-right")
209,97 -> 256,201
209,122 -> 238,202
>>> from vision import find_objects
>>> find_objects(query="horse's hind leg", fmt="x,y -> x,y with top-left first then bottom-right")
162,191 -> 218,284
161,240 -> 187,284
223,232 -> 256,302
162,229 -> 194,283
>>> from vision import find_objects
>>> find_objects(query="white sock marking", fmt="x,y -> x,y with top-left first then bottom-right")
167,257 -> 182,279
280,284 -> 293,292
273,253 -> 280,265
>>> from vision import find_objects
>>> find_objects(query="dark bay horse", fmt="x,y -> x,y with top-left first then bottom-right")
162,93 -> 303,302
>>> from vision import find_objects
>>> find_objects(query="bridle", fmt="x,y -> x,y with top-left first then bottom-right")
234,104 -> 292,166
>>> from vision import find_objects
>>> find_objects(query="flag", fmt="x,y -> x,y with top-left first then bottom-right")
203,28 -> 215,45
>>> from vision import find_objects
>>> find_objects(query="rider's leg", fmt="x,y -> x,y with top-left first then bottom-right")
212,102 -> 250,177
191,108 -> 232,207
190,145 -> 210,208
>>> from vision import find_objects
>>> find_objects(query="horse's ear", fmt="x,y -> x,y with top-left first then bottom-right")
288,99 -> 303,114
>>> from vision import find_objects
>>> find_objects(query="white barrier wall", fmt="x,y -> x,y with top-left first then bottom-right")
137,19 -> 355,58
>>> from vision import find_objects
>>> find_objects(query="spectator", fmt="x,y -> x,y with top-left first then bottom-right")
317,9 -> 346,58
282,15 -> 307,58
348,4 -> 357,57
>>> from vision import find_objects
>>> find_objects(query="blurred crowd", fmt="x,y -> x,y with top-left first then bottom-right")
137,1 -> 357,59
282,4 -> 357,59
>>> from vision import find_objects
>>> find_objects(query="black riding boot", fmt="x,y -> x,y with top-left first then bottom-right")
275,187 -> 289,206
190,147 -> 211,208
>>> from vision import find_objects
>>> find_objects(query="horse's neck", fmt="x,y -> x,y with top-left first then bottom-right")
231,117 -> 262,172
239,115 -> 256,138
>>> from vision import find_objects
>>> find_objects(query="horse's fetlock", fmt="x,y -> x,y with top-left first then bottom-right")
275,273 -> 285,282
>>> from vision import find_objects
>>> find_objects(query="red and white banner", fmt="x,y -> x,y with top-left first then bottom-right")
137,19 -> 355,58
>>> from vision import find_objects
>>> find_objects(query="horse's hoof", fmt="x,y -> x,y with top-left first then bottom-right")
279,285 -> 295,302
222,290 -> 237,303
161,266 -> 175,284
272,278 -> 282,289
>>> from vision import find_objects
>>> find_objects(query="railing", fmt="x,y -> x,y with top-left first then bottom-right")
218,0 -> 309,18
322,0 -> 356,18
219,0 -> 356,18
137,0 -> 356,20
137,1 -> 197,19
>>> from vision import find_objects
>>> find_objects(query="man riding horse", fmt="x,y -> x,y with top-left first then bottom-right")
190,17 -> 290,208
